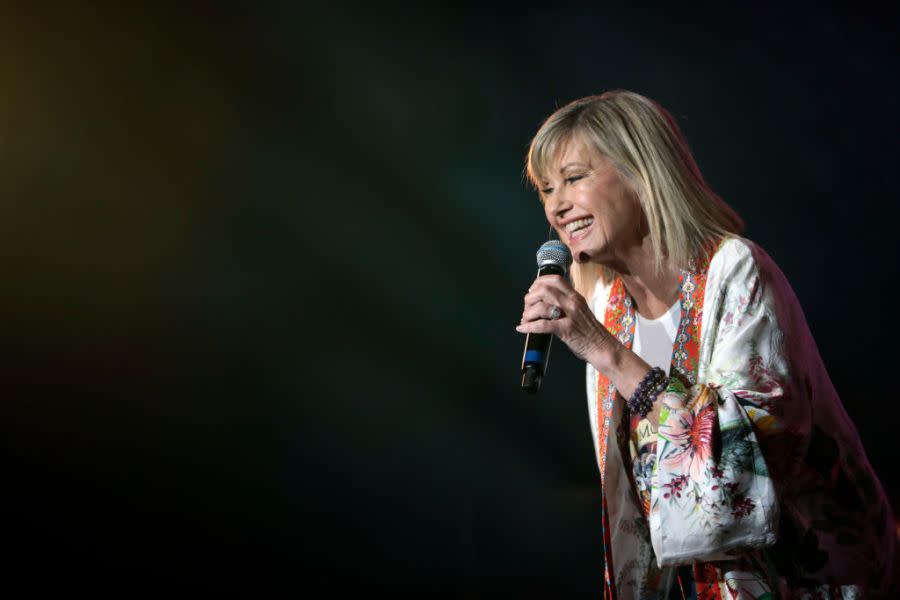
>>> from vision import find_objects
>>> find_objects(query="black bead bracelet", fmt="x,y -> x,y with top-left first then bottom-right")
626,366 -> 669,418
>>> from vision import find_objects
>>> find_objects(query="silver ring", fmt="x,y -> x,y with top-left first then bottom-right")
547,305 -> 562,320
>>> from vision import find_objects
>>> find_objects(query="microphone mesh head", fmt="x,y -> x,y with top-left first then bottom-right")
536,240 -> 572,273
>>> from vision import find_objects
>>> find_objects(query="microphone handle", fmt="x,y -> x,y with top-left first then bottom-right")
521,263 -> 566,394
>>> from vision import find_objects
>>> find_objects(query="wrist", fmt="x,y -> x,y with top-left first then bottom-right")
588,333 -> 622,375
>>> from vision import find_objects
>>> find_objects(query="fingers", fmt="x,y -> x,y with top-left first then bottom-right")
524,275 -> 580,312
518,275 -> 586,335
527,274 -> 572,295
520,299 -> 563,324
517,276 -> 613,364
515,316 -> 557,335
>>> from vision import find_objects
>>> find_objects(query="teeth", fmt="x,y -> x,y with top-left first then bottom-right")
564,217 -> 593,234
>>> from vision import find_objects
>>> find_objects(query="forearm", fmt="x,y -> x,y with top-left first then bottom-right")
588,339 -> 664,424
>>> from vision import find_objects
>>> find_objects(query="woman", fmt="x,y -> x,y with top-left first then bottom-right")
515,91 -> 899,598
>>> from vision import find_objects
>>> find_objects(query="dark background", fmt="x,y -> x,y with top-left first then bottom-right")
2,1 -> 898,595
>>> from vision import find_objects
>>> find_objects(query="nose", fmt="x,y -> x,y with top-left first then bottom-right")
544,187 -> 572,222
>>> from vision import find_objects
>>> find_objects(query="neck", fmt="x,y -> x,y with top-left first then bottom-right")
609,236 -> 680,319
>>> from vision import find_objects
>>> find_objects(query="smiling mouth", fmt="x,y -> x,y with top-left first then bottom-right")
564,217 -> 594,240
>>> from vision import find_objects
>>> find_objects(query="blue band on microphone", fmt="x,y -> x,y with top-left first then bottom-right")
524,350 -> 544,364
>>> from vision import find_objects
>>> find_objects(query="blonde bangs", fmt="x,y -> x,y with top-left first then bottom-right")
526,110 -> 581,191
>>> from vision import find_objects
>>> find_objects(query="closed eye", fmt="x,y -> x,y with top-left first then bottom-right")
540,174 -> 586,198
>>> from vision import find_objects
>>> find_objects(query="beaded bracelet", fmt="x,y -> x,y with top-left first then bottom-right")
645,369 -> 669,414
626,366 -> 669,418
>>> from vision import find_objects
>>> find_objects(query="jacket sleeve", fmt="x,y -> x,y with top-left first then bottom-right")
648,241 -> 795,567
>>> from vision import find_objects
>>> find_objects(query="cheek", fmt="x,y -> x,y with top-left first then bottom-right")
627,199 -> 645,230
607,198 -> 638,228
543,206 -> 560,231
592,207 -> 628,241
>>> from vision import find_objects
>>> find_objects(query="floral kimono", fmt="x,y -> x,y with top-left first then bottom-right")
585,237 -> 899,598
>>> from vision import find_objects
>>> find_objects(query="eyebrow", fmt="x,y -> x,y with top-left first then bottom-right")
540,162 -> 592,187
559,162 -> 590,172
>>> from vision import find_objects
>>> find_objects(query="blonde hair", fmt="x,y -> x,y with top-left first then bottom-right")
525,90 -> 744,299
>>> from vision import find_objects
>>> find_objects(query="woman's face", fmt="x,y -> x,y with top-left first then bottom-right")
540,137 -> 644,265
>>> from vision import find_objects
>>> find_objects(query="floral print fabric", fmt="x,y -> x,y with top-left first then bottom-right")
586,237 -> 900,598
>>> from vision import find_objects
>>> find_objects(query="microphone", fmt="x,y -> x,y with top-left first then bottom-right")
521,240 -> 572,394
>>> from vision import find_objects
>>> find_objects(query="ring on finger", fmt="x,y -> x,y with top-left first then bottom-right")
547,305 -> 562,320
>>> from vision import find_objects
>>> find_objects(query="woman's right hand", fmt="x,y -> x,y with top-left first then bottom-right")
516,273 -> 617,367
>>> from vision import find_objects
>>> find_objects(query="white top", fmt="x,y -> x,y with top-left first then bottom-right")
632,301 -> 681,376
585,290 -> 680,467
